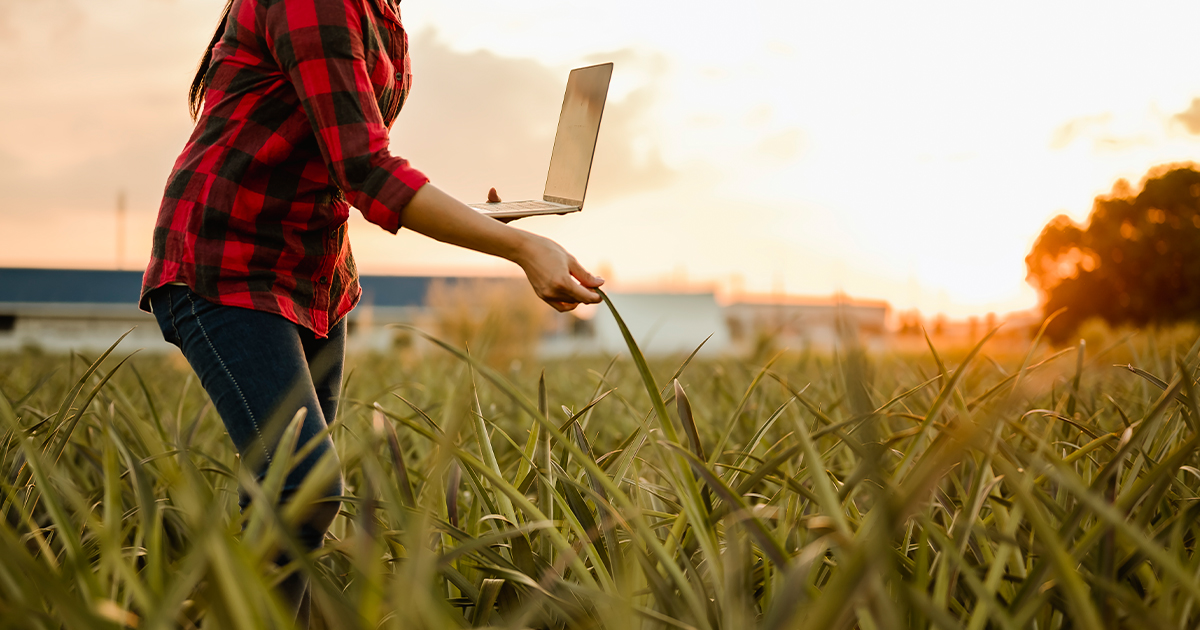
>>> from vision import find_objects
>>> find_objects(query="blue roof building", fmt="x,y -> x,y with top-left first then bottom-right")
0,268 -> 144,306
0,268 -> 463,352
0,268 -> 438,309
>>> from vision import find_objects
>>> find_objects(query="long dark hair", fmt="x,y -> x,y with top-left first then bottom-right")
188,0 -> 235,121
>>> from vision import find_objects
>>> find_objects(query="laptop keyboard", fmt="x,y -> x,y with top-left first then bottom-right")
471,200 -> 569,212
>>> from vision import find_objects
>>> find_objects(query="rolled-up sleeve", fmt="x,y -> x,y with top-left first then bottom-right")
264,0 -> 426,233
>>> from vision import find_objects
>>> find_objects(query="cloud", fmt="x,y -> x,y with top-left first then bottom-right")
586,81 -> 676,200
394,31 -> 674,203
388,31 -> 565,201
1093,135 -> 1153,152
1049,113 -> 1111,149
0,0 -> 212,227
753,129 -> 803,163
0,14 -> 676,267
1049,112 -> 1154,152
582,48 -> 676,198
0,19 -> 672,226
1172,98 -> 1200,135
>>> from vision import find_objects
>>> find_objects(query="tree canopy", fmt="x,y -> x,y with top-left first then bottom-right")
1025,164 -> 1200,342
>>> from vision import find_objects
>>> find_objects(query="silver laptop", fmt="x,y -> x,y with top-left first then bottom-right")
469,62 -> 613,220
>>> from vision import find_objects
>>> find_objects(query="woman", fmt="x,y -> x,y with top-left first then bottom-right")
139,0 -> 603,623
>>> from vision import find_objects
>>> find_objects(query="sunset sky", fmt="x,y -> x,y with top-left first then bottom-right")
3,0 -> 1200,317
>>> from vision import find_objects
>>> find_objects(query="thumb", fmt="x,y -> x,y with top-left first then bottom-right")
487,187 -> 501,203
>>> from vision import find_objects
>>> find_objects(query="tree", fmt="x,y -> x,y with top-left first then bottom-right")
1025,163 -> 1200,343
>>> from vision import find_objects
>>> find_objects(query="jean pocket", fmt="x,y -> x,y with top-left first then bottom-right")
148,286 -> 182,348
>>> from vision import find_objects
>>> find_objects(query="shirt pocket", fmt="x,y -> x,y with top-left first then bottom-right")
363,8 -> 405,122
365,38 -> 397,112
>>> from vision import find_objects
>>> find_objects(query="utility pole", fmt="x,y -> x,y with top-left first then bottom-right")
116,190 -> 126,270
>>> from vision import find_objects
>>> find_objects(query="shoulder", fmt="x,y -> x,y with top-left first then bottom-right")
260,0 -> 376,20
260,0 -> 377,51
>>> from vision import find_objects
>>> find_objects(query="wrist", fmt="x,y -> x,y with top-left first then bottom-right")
504,228 -> 538,268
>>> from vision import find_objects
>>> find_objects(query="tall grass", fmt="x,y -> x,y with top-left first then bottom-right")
2,295 -> 1200,629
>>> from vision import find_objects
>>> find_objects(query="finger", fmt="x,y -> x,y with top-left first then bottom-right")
553,275 -> 601,305
540,283 -> 577,304
487,187 -> 501,203
568,257 -> 605,289
538,278 -> 586,305
547,299 -> 576,312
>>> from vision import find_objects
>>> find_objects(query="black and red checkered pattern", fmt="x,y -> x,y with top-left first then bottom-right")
141,0 -> 427,337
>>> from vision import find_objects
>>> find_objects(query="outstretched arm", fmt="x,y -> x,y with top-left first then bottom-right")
262,0 -> 598,309
402,184 -> 604,311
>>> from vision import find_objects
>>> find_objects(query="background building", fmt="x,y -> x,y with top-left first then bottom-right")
0,268 -> 160,353
1,268 -> 894,357
723,296 -> 890,353
0,268 -> 436,353
542,292 -> 732,358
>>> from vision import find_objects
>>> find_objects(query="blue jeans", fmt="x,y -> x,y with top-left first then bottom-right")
148,285 -> 345,624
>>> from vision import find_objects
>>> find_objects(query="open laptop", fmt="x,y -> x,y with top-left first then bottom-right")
469,62 -> 613,220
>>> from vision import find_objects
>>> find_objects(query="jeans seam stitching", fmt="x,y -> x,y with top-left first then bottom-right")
186,290 -> 273,466
167,289 -> 182,344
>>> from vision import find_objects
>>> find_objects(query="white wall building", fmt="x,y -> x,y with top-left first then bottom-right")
542,292 -> 732,358
724,296 -> 890,353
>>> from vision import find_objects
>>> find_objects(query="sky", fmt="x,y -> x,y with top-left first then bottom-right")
3,0 -> 1200,318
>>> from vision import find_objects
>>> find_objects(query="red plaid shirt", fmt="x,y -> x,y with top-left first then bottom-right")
140,0 -> 427,336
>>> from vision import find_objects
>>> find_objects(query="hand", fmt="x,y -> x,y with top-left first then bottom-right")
513,233 -> 604,312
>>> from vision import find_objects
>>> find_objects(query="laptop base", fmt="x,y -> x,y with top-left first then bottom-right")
468,199 -> 580,220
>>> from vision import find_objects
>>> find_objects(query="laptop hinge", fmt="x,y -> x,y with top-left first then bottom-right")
543,195 -> 581,207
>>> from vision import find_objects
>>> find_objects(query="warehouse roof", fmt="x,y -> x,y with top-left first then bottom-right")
0,268 -> 450,309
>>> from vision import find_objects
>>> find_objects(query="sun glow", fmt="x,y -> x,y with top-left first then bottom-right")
3,0 -> 1200,319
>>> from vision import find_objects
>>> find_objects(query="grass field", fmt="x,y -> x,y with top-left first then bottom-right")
3,295 -> 1200,629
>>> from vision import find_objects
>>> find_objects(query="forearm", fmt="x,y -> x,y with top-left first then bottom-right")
401,184 -> 530,264
398,183 -> 603,311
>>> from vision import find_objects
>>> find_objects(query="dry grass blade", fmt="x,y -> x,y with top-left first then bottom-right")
674,380 -> 707,464
446,460 -> 462,528
377,409 -> 416,507
674,379 -> 713,514
473,578 -> 505,626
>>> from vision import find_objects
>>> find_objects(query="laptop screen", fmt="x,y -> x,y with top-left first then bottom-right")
543,63 -> 613,206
